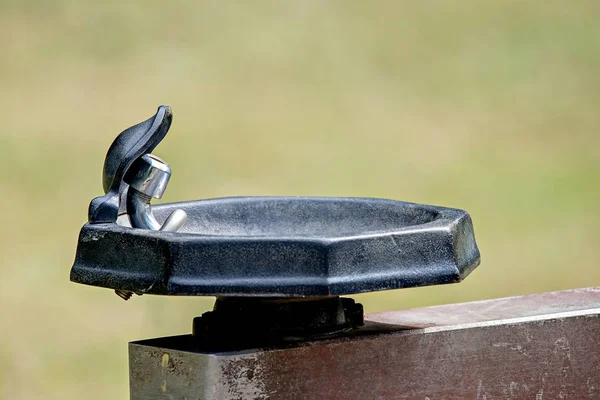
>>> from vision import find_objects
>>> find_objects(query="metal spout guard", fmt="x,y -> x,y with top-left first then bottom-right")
88,105 -> 173,224
71,106 -> 480,297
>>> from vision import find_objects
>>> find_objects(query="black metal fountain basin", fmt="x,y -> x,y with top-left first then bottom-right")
72,195 -> 479,296
69,105 -> 481,349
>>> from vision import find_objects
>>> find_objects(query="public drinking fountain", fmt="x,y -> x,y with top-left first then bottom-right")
71,105 -> 481,398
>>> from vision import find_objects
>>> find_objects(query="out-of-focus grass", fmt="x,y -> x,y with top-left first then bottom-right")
1,1 -> 599,398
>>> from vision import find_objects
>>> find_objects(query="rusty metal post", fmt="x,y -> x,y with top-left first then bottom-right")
129,287 -> 600,399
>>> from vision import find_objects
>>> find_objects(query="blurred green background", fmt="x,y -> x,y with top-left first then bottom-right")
1,1 -> 599,398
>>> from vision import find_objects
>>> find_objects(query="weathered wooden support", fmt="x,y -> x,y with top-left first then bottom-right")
130,287 -> 600,399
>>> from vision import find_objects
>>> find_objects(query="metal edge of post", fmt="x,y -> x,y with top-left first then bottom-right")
129,287 -> 600,399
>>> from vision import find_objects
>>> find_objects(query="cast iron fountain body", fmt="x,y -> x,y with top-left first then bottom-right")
71,105 -> 480,350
